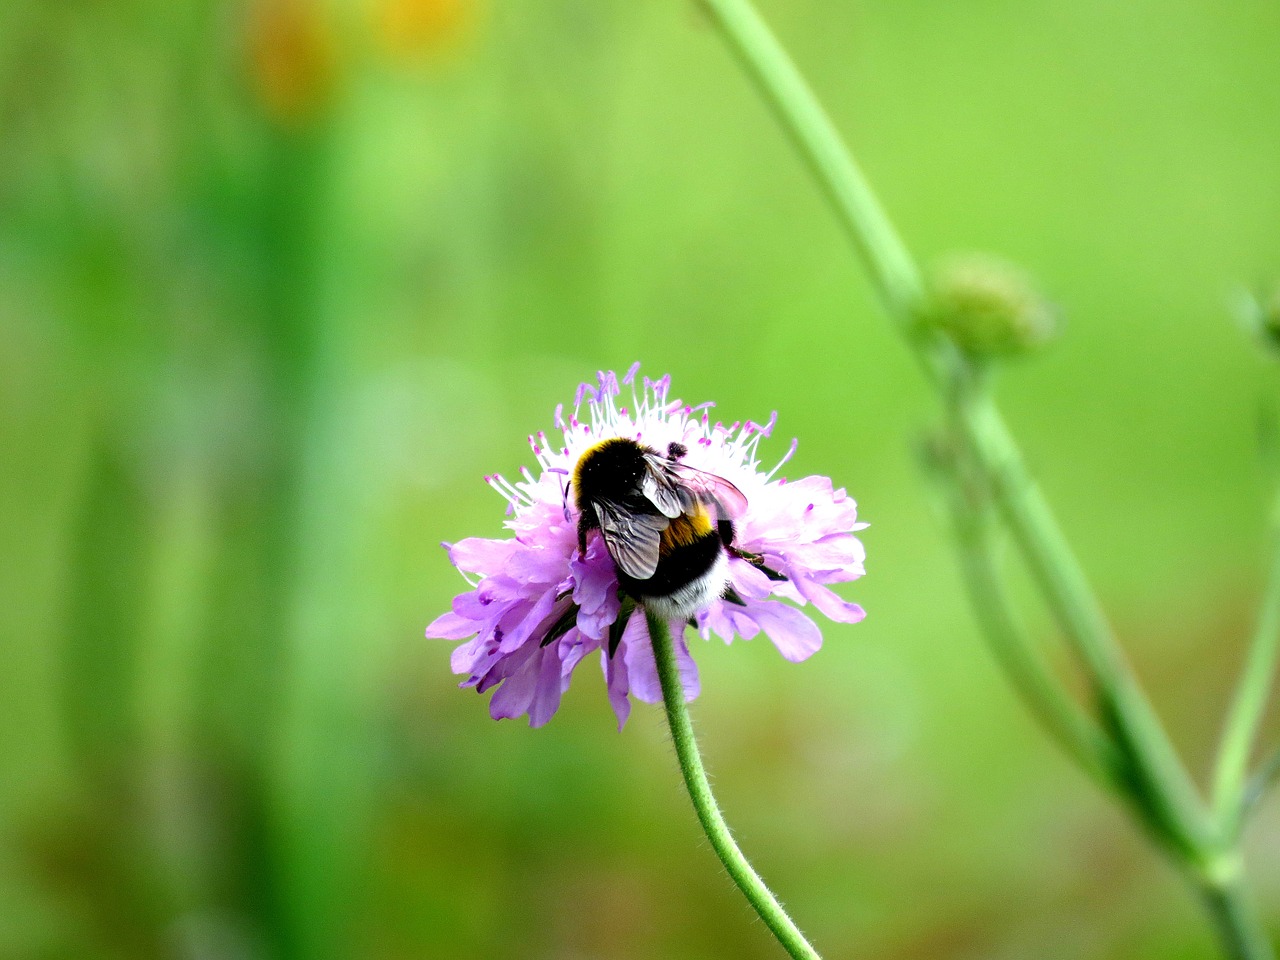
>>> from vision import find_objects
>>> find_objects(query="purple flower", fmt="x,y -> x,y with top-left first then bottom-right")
427,365 -> 867,728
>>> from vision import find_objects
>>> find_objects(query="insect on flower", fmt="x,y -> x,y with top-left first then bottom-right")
427,364 -> 867,728
572,434 -> 775,623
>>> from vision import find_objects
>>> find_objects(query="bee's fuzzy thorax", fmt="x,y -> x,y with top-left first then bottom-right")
571,437 -> 648,513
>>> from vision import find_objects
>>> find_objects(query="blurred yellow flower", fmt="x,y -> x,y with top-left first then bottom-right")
374,0 -> 478,64
247,0 -> 337,124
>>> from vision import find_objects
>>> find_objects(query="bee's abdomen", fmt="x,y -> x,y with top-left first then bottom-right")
659,508 -> 713,551
619,524 -> 722,600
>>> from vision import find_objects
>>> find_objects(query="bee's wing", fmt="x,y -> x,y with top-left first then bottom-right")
640,463 -> 694,519
650,457 -> 749,520
593,500 -> 669,580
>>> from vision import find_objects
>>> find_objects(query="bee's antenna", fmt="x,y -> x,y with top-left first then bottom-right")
561,474 -> 572,522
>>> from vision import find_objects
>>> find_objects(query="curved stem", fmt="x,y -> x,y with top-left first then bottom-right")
647,610 -> 822,960
692,0 -> 1267,949
1213,489 -> 1280,839
954,394 -> 1211,857
701,0 -> 1210,860
942,456 -> 1122,790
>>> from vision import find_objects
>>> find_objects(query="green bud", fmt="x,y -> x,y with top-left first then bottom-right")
923,254 -> 1057,358
1241,284 -> 1280,355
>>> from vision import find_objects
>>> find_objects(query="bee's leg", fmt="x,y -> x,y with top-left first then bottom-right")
722,583 -> 747,607
720,512 -> 787,581
608,595 -> 636,658
539,599 -> 581,647
726,544 -> 789,582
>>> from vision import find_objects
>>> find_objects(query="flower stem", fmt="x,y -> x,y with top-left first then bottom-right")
939,438 -> 1122,790
701,0 -> 1209,856
1212,488 -> 1280,840
1196,859 -> 1277,960
647,610 -> 823,960
694,0 -> 934,364
695,0 -> 1276,953
954,393 -> 1211,857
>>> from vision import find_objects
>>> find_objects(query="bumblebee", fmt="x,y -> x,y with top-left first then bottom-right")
572,437 -> 773,625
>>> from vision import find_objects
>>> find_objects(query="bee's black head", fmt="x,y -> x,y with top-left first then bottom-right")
667,442 -> 688,461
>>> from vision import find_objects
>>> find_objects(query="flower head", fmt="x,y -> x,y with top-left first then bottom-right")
427,364 -> 867,728
924,253 -> 1057,358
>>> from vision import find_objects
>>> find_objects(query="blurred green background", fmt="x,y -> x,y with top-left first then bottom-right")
4,0 -> 1280,957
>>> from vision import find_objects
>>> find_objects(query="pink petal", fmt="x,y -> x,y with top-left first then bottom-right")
792,576 -> 866,624
572,538 -> 622,640
449,634 -> 492,674
603,648 -> 631,731
426,611 -> 478,640
727,557 -> 774,600
448,537 -> 519,573
558,629 -> 595,677
745,601 -> 824,662
624,616 -> 699,704
488,645 -> 542,720
507,545 -> 570,585
727,607 -> 761,640
698,602 -> 736,644
527,646 -> 566,727
498,588 -> 560,653
451,590 -> 492,620
784,533 -> 865,574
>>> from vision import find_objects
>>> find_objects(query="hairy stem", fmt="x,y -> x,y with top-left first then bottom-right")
648,611 -> 822,960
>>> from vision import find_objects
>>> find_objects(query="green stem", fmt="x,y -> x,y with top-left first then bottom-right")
954,394 -> 1211,857
647,610 -> 822,960
1213,490 -> 1280,839
1196,859 -> 1277,960
702,0 -> 1210,859
1242,749 -> 1280,818
695,0 -> 936,368
695,0 -> 1271,949
942,452 -> 1121,790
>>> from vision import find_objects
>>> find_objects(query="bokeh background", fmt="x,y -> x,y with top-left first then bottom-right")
4,0 -> 1280,957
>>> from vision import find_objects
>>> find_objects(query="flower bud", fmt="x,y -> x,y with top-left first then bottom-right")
1241,284 -> 1280,356
924,254 -> 1057,358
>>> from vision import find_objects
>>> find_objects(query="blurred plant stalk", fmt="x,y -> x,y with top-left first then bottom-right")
695,0 -> 1278,956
